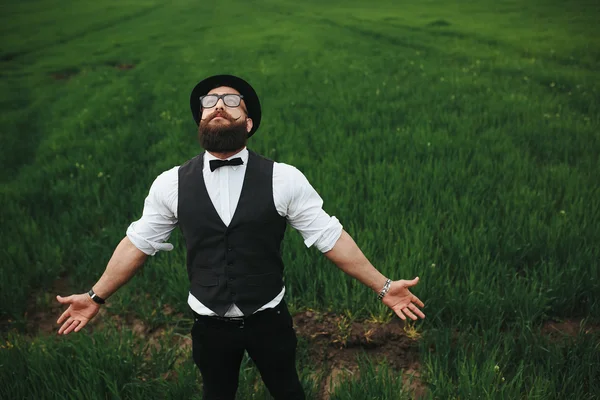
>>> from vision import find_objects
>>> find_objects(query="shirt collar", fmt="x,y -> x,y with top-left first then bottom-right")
204,147 -> 248,171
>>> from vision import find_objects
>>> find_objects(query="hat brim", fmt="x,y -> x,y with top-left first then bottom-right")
190,74 -> 261,137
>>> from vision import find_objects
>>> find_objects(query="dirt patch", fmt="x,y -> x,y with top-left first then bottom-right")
12,290 -> 426,398
115,63 -> 135,70
50,68 -> 80,80
91,304 -> 192,383
541,318 -> 599,341
105,61 -> 135,70
20,275 -> 72,335
293,310 -> 426,399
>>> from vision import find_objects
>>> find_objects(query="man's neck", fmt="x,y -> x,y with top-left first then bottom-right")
206,147 -> 246,160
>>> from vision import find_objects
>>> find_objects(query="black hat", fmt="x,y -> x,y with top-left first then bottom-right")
190,74 -> 261,137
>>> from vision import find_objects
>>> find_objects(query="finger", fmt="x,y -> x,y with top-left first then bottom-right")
58,318 -> 75,335
74,320 -> 87,333
56,295 -> 73,304
408,303 -> 426,319
403,277 -> 420,287
57,308 -> 70,325
402,307 -> 418,320
63,320 -> 81,335
412,295 -> 425,308
394,308 -> 407,321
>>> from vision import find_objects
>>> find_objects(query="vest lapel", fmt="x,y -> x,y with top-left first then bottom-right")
196,152 -> 229,229
227,150 -> 255,230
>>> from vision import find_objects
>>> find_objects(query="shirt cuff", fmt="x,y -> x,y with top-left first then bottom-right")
126,225 -> 174,256
304,216 -> 343,253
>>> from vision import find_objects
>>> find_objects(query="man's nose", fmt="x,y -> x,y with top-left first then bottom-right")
214,97 -> 226,111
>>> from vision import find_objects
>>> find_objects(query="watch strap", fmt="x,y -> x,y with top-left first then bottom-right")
88,289 -> 106,304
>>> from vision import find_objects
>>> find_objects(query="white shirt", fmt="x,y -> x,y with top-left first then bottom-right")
126,147 -> 343,317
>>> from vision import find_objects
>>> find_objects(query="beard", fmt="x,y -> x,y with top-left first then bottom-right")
197,111 -> 248,152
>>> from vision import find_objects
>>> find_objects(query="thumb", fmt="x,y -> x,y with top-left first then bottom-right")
404,277 -> 420,287
56,294 -> 73,304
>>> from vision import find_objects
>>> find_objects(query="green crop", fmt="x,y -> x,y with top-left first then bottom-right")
1,0 -> 598,398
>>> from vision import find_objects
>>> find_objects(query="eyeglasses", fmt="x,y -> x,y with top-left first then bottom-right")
199,94 -> 244,108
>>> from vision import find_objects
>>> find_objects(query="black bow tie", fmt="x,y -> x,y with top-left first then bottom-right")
209,157 -> 244,172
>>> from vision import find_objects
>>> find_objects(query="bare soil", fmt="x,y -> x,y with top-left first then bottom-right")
50,69 -> 79,80
49,62 -> 134,81
541,318 -> 600,341
6,288 -> 599,400
293,310 -> 425,399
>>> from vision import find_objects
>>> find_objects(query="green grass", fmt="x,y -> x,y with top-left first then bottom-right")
1,0 -> 599,398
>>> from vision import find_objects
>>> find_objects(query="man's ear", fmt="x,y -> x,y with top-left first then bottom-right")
246,117 -> 253,134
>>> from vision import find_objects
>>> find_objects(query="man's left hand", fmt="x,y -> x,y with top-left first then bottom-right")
382,277 -> 425,320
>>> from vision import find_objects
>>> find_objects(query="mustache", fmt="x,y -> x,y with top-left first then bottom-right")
201,110 -> 241,122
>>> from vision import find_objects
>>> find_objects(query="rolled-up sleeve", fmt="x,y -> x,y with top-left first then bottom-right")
273,163 -> 343,253
126,167 -> 179,256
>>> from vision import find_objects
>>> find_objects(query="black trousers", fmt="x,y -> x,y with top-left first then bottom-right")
190,301 -> 305,400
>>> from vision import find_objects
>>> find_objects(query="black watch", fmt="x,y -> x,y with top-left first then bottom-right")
88,289 -> 106,304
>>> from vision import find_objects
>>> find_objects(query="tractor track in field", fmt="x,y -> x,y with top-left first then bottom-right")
0,4 -> 164,63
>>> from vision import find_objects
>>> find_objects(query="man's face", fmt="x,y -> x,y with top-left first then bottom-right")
197,86 -> 254,152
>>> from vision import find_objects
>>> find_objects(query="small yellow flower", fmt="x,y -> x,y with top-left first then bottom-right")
97,172 -> 104,178
559,210 -> 566,215
494,365 -> 500,372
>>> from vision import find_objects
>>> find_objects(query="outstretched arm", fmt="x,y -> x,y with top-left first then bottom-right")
324,230 -> 425,321
56,236 -> 148,335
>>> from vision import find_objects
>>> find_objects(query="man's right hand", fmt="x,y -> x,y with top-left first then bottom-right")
56,293 -> 101,335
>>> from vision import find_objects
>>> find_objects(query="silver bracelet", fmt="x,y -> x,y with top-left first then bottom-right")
377,278 -> 392,301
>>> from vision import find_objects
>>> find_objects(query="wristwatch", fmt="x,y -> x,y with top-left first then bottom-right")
88,289 -> 106,304
378,279 -> 392,301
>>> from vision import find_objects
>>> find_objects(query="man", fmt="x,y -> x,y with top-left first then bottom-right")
56,74 -> 426,400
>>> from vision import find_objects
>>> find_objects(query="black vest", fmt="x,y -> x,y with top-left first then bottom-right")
178,150 -> 287,316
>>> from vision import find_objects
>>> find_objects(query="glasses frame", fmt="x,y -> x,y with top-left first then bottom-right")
199,93 -> 245,109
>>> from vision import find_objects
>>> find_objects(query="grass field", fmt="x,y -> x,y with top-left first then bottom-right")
1,0 -> 599,398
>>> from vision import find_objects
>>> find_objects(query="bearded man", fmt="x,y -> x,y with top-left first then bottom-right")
55,75 -> 426,400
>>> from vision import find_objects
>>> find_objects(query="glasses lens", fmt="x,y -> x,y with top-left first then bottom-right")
201,95 -> 218,108
223,94 -> 241,107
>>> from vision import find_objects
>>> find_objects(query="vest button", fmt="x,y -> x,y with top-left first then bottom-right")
227,248 -> 232,252
229,277 -> 235,281
227,261 -> 233,266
